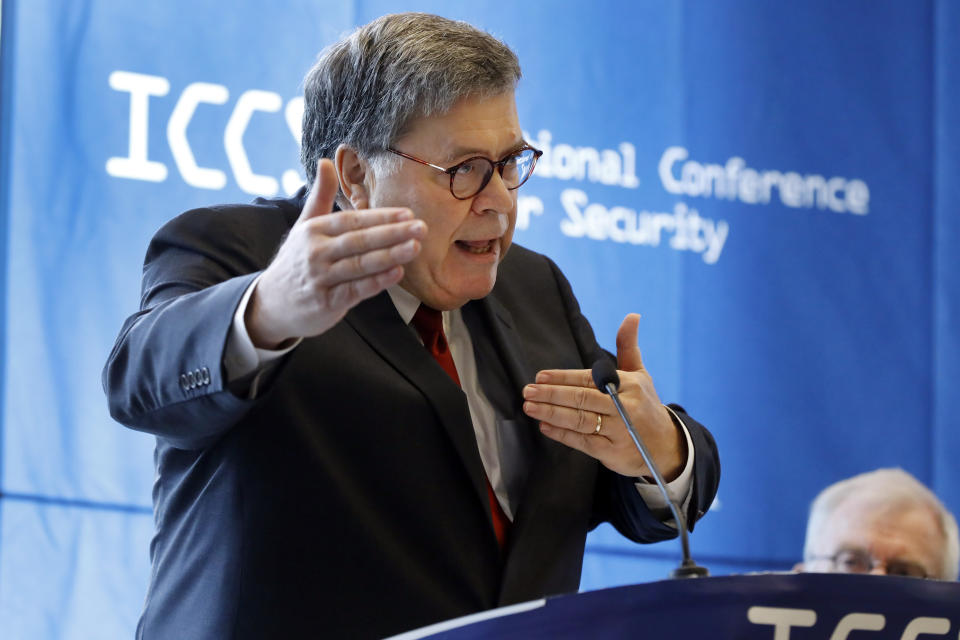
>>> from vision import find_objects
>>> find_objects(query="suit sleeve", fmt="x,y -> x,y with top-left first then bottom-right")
543,257 -> 721,543
102,206 -> 286,450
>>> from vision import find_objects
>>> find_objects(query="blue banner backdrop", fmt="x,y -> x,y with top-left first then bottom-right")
0,1 -> 957,637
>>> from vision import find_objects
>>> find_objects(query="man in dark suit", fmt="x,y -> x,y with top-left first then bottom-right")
104,12 -> 719,639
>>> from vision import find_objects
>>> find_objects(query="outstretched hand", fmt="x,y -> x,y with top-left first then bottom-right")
521,313 -> 686,479
246,159 -> 426,348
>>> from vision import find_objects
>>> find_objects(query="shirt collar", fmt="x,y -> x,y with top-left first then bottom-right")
386,285 -> 423,325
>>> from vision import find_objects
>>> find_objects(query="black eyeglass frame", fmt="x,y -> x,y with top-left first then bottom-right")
806,548 -> 930,579
386,145 -> 543,200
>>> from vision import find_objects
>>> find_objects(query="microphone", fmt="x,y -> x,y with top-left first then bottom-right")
591,359 -> 709,579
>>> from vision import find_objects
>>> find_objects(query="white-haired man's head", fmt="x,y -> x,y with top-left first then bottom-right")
799,468 -> 959,580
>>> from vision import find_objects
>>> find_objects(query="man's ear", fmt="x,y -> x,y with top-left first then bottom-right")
335,145 -> 370,210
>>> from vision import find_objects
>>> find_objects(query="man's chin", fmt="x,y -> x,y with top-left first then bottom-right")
399,264 -> 502,309
461,273 -> 500,303
443,284 -> 497,309
417,283 -> 498,311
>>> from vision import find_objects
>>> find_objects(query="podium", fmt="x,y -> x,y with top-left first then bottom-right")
390,574 -> 960,639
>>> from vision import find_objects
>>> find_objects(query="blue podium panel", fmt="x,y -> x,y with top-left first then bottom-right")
397,574 -> 960,639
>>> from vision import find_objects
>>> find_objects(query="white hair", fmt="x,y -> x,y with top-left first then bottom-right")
803,468 -> 959,580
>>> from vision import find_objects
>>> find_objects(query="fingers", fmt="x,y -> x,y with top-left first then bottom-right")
522,369 -> 609,433
615,313 -> 645,372
537,422 -> 606,458
524,401 -> 608,437
298,215 -> 425,285
299,159 -> 340,223
313,214 -> 424,261
308,207 -> 416,237
250,161 -> 426,345
533,369 -> 595,389
522,382 -> 612,435
325,266 -> 407,310
323,236 -> 422,284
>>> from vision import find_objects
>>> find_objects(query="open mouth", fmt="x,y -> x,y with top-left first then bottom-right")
455,239 -> 496,254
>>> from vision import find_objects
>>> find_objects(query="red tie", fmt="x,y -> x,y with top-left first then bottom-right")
411,304 -> 510,548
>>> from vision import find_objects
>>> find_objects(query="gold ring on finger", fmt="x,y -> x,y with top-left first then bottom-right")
594,413 -> 603,435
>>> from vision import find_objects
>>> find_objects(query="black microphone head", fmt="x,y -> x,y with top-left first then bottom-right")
591,358 -> 620,394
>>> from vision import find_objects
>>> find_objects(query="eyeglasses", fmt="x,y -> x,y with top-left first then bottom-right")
809,548 -> 929,579
386,145 -> 543,200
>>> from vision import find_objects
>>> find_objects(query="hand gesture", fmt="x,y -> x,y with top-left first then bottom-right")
522,314 -> 686,479
246,159 -> 426,348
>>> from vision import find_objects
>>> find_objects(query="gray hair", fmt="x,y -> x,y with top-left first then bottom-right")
803,468 -> 960,580
300,12 -> 521,191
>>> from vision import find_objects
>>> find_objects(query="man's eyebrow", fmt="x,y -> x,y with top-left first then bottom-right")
834,546 -> 868,554
445,141 -> 528,162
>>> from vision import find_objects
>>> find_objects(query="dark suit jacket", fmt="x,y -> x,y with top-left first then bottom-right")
103,191 -> 720,639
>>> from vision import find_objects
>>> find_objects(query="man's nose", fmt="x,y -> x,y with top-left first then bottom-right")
475,170 -> 514,212
868,564 -> 888,576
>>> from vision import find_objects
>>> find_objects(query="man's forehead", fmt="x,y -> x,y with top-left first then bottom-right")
821,501 -> 942,549
401,93 -> 522,160
426,127 -> 525,165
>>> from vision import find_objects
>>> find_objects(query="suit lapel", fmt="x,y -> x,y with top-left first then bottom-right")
463,297 -> 573,530
467,295 -> 597,598
344,293 -> 490,516
463,296 -> 535,402
345,290 -> 593,581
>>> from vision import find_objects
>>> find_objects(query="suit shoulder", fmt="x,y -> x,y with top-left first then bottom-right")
146,191 -> 305,266
153,191 -> 304,243
499,243 -> 560,276
494,243 -> 573,305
